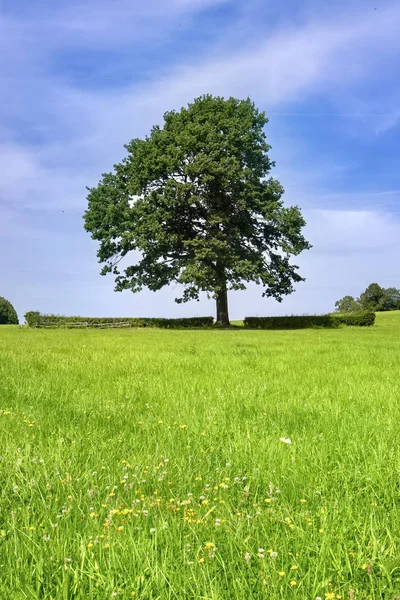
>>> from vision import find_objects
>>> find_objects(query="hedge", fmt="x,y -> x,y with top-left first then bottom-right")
24,312 -> 214,329
243,312 -> 375,329
333,311 -> 375,326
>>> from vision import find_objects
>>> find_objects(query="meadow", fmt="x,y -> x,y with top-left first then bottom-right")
0,312 -> 399,600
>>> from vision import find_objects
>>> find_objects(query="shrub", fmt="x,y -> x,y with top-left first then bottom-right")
0,297 -> 19,325
24,314 -> 214,329
243,312 -> 375,329
24,311 -> 41,327
333,311 -> 375,326
243,315 -> 338,329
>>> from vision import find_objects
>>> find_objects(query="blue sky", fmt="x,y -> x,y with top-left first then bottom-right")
1,0 -> 399,321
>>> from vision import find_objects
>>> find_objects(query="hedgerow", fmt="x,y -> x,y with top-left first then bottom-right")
243,312 -> 375,329
24,313 -> 214,329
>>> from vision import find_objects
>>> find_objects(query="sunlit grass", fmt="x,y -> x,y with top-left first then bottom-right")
0,312 -> 399,599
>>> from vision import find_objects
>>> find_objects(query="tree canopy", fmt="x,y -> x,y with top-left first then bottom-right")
334,295 -> 361,313
335,283 -> 400,313
84,95 -> 311,324
0,297 -> 18,325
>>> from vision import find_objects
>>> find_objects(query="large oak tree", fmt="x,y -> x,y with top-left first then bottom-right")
84,95 -> 311,325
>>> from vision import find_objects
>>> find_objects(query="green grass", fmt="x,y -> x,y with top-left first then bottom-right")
0,312 -> 400,599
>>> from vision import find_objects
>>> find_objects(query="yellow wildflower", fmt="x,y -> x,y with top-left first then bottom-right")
290,580 -> 297,587
204,541 -> 215,549
279,572 -> 285,577
290,565 -> 299,571
325,593 -> 335,600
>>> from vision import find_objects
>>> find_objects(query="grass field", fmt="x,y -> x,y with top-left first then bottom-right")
1,312 -> 399,599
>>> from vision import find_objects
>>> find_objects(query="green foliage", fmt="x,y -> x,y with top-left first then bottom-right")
244,315 -> 339,329
84,95 -> 311,323
334,295 -> 361,312
336,284 -> 400,313
0,297 -> 18,325
359,283 -> 385,311
334,311 -> 376,326
24,311 -> 41,327
244,312 -> 375,329
379,287 -> 400,311
24,313 -> 213,329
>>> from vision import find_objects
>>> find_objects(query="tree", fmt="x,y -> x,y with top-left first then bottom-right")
334,295 -> 361,312
359,283 -> 385,311
335,284 -> 400,313
379,287 -> 400,311
84,95 -> 311,325
0,297 -> 18,325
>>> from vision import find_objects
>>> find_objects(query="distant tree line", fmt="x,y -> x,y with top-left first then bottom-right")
335,283 -> 400,313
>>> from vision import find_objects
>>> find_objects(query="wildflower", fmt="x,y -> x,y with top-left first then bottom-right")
198,557 -> 205,563
325,594 -> 335,600
279,572 -> 285,577
204,541 -> 217,558
150,528 -> 156,534
244,552 -> 251,562
291,565 -> 299,571
88,542 -> 93,548
117,526 -> 124,532
280,437 -> 292,444
104,543 -> 110,549
269,551 -> 278,559
361,563 -> 368,570
204,541 -> 216,550
290,580 -> 297,587
300,499 -> 307,504
264,498 -> 272,503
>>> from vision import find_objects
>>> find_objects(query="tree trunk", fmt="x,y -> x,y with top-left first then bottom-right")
216,286 -> 230,326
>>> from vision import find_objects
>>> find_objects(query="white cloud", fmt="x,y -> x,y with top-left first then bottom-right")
2,1 -> 399,212
1,0 -> 400,319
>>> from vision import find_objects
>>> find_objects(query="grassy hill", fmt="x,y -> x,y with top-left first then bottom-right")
0,311 -> 399,598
